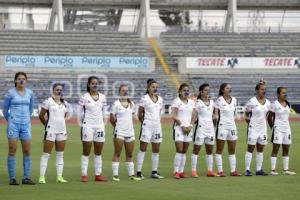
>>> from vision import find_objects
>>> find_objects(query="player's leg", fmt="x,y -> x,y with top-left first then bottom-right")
7,139 -> 18,185
245,132 -> 256,176
191,143 -> 201,178
81,141 -> 92,182
205,140 -> 218,177
93,141 -> 107,181
255,143 -> 267,176
178,141 -> 190,178
55,137 -> 67,183
150,142 -> 164,179
112,135 -> 124,181
39,138 -> 54,184
270,143 -> 280,175
136,127 -> 150,179
282,143 -> 295,175
173,141 -> 184,179
125,138 -> 140,180
21,139 -> 35,184
215,138 -> 226,177
227,140 -> 240,176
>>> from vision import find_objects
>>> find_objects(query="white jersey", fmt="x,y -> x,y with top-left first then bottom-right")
195,99 -> 214,131
111,100 -> 135,137
79,92 -> 106,128
270,100 -> 291,132
215,96 -> 237,130
245,97 -> 271,131
42,97 -> 69,134
171,97 -> 195,126
139,94 -> 163,126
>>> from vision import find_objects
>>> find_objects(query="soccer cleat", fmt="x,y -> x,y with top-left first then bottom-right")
207,171 -> 219,177
270,170 -> 279,176
136,172 -> 145,180
191,171 -> 199,178
179,172 -> 189,178
230,171 -> 241,176
173,172 -> 181,179
245,170 -> 252,176
95,175 -> 108,182
217,171 -> 226,177
81,175 -> 88,182
38,176 -> 46,184
151,172 -> 165,179
283,170 -> 296,175
56,176 -> 68,183
112,176 -> 120,182
9,178 -> 19,185
256,170 -> 268,176
129,176 -> 141,181
22,178 -> 36,185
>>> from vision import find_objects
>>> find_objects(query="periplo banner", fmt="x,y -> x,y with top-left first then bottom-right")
4,55 -> 151,69
185,57 -> 300,69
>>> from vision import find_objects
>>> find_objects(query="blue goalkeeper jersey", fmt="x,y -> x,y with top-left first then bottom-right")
3,88 -> 34,124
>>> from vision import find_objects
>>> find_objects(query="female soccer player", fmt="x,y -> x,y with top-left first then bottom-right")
110,84 -> 141,181
244,81 -> 271,176
136,79 -> 164,179
191,83 -> 218,178
79,76 -> 108,182
214,83 -> 240,177
38,83 -> 70,184
172,83 -> 196,179
3,72 -> 35,185
268,87 -> 296,175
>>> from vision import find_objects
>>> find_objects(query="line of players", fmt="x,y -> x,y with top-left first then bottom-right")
2,72 -> 295,185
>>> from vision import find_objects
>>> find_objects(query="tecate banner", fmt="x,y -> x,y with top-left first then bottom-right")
4,55 -> 150,69
186,57 -> 300,69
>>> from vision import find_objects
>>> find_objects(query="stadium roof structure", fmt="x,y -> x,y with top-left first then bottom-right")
0,0 -> 300,9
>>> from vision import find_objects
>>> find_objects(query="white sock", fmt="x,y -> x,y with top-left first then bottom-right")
179,154 -> 186,173
228,154 -> 236,173
56,151 -> 64,176
126,162 -> 135,176
112,162 -> 119,176
283,156 -> 289,171
94,155 -> 102,176
151,153 -> 159,172
215,154 -> 223,173
245,152 -> 253,171
81,155 -> 89,176
191,154 -> 198,171
137,150 -> 145,172
40,152 -> 50,176
256,152 -> 263,171
270,157 -> 277,171
206,154 -> 213,171
173,153 -> 182,173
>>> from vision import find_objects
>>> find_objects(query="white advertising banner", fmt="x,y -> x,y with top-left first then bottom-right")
186,57 -> 300,69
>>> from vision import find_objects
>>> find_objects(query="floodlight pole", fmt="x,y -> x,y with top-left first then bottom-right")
137,0 -> 152,38
225,0 -> 237,33
48,0 -> 64,31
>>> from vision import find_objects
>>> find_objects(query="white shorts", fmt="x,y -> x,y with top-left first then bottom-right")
114,134 -> 135,143
81,126 -> 105,142
173,125 -> 193,142
247,126 -> 267,145
44,131 -> 67,142
271,126 -> 291,145
139,124 -> 162,143
216,127 -> 238,141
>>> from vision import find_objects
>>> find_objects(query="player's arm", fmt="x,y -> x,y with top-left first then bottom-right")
189,108 -> 197,130
39,107 -> 48,126
110,113 -> 116,127
171,107 -> 181,126
244,111 -> 251,124
213,108 -> 219,127
267,111 -> 274,129
29,91 -> 34,116
138,106 -> 144,123
3,91 -> 12,121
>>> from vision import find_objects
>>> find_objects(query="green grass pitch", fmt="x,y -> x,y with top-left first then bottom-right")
0,121 -> 299,200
